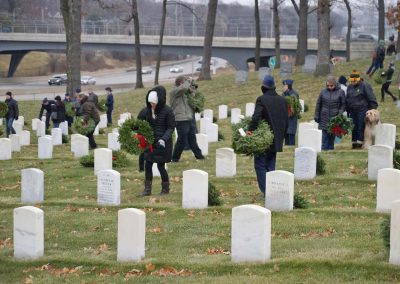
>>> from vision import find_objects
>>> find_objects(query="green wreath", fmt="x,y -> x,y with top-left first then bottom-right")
284,95 -> 302,118
187,91 -> 205,113
232,117 -> 274,156
327,114 -> 353,138
98,98 -> 107,112
118,118 -> 154,155
65,102 -> 76,117
0,102 -> 8,118
72,117 -> 96,135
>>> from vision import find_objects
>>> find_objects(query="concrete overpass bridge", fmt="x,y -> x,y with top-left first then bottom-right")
0,33 -> 374,77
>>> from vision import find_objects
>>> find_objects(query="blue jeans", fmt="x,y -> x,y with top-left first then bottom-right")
53,122 -> 60,128
285,134 -> 295,145
172,120 -> 203,161
5,117 -> 15,138
322,130 -> 335,150
107,110 -> 113,125
349,111 -> 366,142
254,151 -> 277,194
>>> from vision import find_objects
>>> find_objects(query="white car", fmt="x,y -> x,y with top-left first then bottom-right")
169,65 -> 184,73
142,67 -> 153,74
81,76 -> 96,85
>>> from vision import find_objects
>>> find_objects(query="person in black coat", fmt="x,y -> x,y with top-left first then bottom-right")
140,85 -> 175,196
137,107 -> 147,172
39,97 -> 55,130
281,79 -> 299,146
380,62 -> 397,102
51,96 -> 66,128
4,91 -> 19,138
248,75 -> 288,195
105,87 -> 114,126
314,76 -> 346,151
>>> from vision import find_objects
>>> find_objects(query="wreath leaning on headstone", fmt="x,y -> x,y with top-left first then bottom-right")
231,117 -> 274,156
72,117 -> 96,135
118,118 -> 154,155
0,102 -> 8,118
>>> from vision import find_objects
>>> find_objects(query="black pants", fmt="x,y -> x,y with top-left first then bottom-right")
86,127 -> 97,149
381,82 -> 397,101
107,110 -> 113,124
145,160 -> 168,182
172,120 -> 203,161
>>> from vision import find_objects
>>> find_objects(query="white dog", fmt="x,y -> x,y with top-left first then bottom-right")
363,109 -> 380,149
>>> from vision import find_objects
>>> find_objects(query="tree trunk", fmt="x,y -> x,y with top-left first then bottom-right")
397,30 -> 400,54
60,0 -> 81,98
294,0 -> 308,66
344,0 -> 351,62
315,0 -> 330,76
155,0 -> 167,85
199,0 -> 218,81
131,0 -> 143,89
254,0 -> 261,71
273,0 -> 281,69
378,0 -> 385,41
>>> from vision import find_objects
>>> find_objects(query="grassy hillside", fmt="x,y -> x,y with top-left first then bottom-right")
1,58 -> 400,283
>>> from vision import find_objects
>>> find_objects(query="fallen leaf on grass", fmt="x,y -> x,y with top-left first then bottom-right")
172,176 -> 181,183
146,227 -> 162,233
124,268 -> 143,279
0,237 -> 12,248
143,207 -> 154,212
300,227 -> 335,238
151,267 -> 192,277
148,197 -> 161,204
187,210 -> 196,218
23,276 -> 33,284
83,266 -> 97,275
145,263 -> 156,272
219,190 -> 230,197
99,267 -> 119,277
63,204 -> 85,212
207,248 -> 230,255
349,165 -> 358,174
96,243 -> 109,255
156,210 -> 166,216
92,208 -> 108,214
1,184 -> 19,190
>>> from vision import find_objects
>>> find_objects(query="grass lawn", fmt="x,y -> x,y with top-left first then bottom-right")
1,57 -> 400,283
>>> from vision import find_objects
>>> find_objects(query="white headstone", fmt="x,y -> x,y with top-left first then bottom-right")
294,147 -> 317,180
376,168 -> 400,213
13,206 -> 44,260
97,169 -> 120,206
13,121 -> 23,135
390,200 -> 400,265
206,123 -> 218,142
298,129 -> 322,152
38,136 -> 53,159
0,118 -> 2,125
231,205 -> 271,263
203,109 -> 213,121
21,168 -> 44,204
112,128 -> 119,134
41,116 -> 46,122
94,125 -> 99,136
51,128 -> 62,146
152,163 -> 168,177
36,121 -> 46,137
231,108 -> 241,124
18,116 -> 24,125
71,134 -> 89,158
9,134 -> 21,152
280,62 -> 293,78
218,105 -> 228,119
182,169 -> 208,209
265,170 -> 294,211
0,138 -> 12,160
94,148 -> 112,175
117,208 -> 145,262
108,133 -> 121,151
302,55 -> 318,74
117,119 -> 125,127
200,118 -> 211,135
235,70 -> 248,84
119,113 -> 131,121
216,148 -> 236,177
368,145 -> 393,180
299,122 -> 315,133
258,67 -> 271,81
245,103 -> 255,117
195,112 -> 201,121
31,118 -> 39,131
299,99 -> 305,113
59,121 -> 68,135
375,123 -> 396,149
99,114 -> 108,129
20,130 -> 31,146
196,133 -> 209,156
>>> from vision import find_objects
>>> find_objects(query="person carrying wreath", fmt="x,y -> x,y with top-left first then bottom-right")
247,75 -> 288,195
139,86 -> 175,197
76,93 -> 100,149
314,76 -> 346,151
281,79 -> 299,146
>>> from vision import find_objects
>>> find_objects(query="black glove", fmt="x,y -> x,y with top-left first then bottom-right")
15,117 -> 18,120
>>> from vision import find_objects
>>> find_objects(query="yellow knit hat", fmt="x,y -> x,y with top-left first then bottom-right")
349,70 -> 361,82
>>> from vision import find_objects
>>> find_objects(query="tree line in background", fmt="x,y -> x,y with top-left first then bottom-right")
0,0 -> 397,94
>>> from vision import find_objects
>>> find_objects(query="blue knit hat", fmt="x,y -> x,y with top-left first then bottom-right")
338,75 -> 347,85
282,79 -> 294,86
262,75 -> 275,88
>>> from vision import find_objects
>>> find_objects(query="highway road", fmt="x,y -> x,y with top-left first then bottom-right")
0,56 -> 227,101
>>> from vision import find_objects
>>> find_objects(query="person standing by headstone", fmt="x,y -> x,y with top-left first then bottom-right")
346,70 -> 378,149
314,76 -> 346,151
281,79 -> 299,146
4,91 -> 19,138
51,96 -> 66,128
380,62 -> 397,102
139,86 -> 175,196
38,97 -> 55,131
247,75 -> 288,195
77,93 -> 100,149
105,87 -> 114,126
170,75 -> 204,162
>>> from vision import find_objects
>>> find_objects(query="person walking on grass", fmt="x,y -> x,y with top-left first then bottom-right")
380,62 -> 397,102
76,93 -> 100,150
4,91 -> 19,138
105,87 -> 114,126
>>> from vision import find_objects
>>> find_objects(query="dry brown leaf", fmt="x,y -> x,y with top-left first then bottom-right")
148,197 -> 160,204
207,248 -> 230,255
143,207 -> 154,212
145,263 -> 156,272
151,267 -> 192,277
146,227 -> 162,233
273,264 -> 280,272
2,184 -> 19,190
187,210 -> 196,218
156,210 -> 166,216
0,237 -> 12,248
300,227 -> 335,238
23,276 -> 33,284
96,243 -> 109,255
219,190 -> 230,197
349,165 -> 358,174
125,268 -> 143,279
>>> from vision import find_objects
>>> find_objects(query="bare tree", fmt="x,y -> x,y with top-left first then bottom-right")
315,0 -> 331,76
291,0 -> 309,66
131,0 -> 143,89
60,0 -> 82,97
386,2 -> 400,51
155,0 -> 167,86
199,0 -> 218,81
343,0 -> 351,62
254,0 -> 261,70
272,0 -> 281,69
378,0 -> 384,41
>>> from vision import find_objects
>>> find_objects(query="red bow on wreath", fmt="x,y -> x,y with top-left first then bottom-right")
288,106 -> 293,117
135,133 -> 153,152
331,125 -> 347,137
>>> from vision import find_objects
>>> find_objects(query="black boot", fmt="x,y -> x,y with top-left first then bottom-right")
138,180 -> 152,197
160,181 -> 170,195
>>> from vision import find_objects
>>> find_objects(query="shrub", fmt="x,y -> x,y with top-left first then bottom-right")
317,154 -> 326,175
79,154 -> 94,167
394,151 -> 400,170
381,215 -> 390,250
79,151 -> 130,168
395,138 -> 400,150
62,134 -> 69,144
293,193 -> 309,209
208,182 -> 222,206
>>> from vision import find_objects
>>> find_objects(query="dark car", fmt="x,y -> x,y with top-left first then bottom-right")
48,74 -> 68,86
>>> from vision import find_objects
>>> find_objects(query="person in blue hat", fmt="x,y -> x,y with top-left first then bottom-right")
247,75 -> 288,195
281,79 -> 299,146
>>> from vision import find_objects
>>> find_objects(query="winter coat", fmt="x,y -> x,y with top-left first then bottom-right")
282,89 -> 299,135
346,81 -> 378,113
169,80 -> 193,121
105,93 -> 114,111
5,98 -> 19,119
382,66 -> 394,83
39,100 -> 55,118
144,86 -> 176,163
249,88 -> 288,152
314,84 -> 346,130
88,92 -> 99,108
51,101 -> 66,123
80,100 -> 100,125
